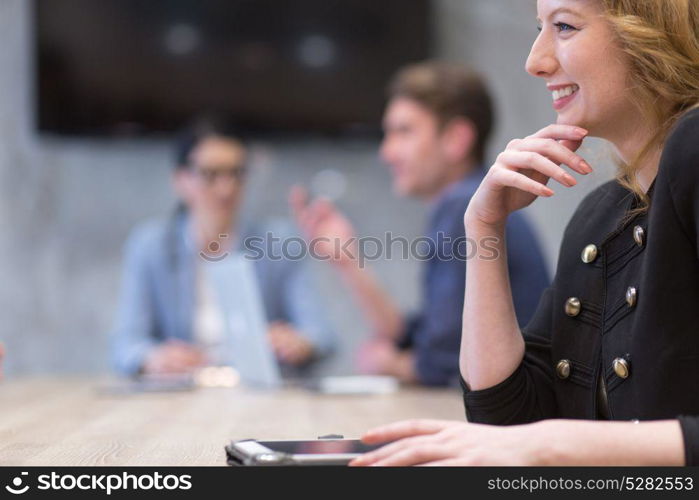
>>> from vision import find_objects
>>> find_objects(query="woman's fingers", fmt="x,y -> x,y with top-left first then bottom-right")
350,435 -> 437,466
528,124 -> 590,169
559,138 -> 584,154
509,138 -> 591,175
360,419 -> 455,445
419,458 -> 468,467
351,421 -> 460,466
497,150 -> 576,187
525,124 -> 590,170
529,124 -> 588,142
365,444 -> 453,467
490,168 -> 554,197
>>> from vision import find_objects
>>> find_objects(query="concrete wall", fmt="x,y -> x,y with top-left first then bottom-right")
0,0 -> 615,376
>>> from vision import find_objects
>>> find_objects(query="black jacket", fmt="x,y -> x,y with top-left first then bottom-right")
462,108 -> 699,466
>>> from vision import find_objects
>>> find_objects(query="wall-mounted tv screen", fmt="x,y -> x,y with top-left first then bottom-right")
35,0 -> 432,137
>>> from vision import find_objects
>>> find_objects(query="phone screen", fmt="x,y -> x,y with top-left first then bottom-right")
257,440 -> 380,455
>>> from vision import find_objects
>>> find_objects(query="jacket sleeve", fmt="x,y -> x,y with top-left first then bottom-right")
462,285 -> 558,424
677,416 -> 699,466
665,109 -> 699,256
110,228 -> 158,376
663,109 -> 699,466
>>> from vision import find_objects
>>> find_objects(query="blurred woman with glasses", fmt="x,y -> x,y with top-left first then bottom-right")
110,118 -> 334,377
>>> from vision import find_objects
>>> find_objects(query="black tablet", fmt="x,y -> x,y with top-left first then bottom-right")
226,439 -> 382,466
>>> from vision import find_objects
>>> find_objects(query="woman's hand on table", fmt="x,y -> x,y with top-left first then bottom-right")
349,419 -> 551,466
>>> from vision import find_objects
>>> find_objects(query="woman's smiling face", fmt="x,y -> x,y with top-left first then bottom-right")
526,0 -> 637,139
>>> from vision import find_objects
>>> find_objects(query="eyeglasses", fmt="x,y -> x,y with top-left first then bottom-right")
188,165 -> 248,185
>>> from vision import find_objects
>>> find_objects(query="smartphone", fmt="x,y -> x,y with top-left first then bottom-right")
226,439 -> 382,466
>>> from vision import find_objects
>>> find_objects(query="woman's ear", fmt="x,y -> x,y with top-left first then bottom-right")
442,118 -> 477,165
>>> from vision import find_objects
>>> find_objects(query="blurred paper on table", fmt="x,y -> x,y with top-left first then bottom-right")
309,376 -> 399,395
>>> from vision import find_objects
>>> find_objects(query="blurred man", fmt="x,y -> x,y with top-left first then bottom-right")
111,119 -> 334,377
292,62 -> 549,386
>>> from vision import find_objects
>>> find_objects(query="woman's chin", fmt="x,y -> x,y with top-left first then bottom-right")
556,114 -> 589,130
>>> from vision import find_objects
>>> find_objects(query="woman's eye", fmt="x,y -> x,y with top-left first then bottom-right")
554,22 -> 576,32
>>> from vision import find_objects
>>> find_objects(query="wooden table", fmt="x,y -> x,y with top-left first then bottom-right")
0,378 -> 465,466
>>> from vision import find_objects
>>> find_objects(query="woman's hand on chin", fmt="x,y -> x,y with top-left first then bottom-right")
465,124 -> 591,229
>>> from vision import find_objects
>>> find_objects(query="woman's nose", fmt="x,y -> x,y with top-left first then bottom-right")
525,31 -> 558,78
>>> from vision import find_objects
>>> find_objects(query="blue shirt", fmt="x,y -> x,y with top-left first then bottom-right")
401,170 -> 550,386
110,212 -> 335,376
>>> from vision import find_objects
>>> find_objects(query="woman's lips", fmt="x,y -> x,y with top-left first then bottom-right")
551,84 -> 579,111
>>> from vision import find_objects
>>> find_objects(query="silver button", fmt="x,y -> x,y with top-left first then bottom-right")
626,287 -> 637,308
633,226 -> 645,247
565,297 -> 581,317
613,358 -> 630,379
556,359 -> 572,379
581,244 -> 598,264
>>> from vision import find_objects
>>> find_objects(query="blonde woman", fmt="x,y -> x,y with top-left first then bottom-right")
351,0 -> 699,466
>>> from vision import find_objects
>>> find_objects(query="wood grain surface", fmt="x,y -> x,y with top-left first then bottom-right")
0,378 -> 464,466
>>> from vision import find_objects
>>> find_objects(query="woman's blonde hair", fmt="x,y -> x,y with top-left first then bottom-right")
601,0 -> 699,210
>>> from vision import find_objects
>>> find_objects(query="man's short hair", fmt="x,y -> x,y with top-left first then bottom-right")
387,61 -> 494,164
